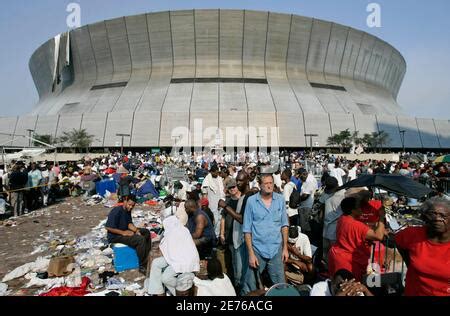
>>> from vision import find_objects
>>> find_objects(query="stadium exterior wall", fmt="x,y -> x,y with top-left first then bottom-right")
1,10 -> 449,149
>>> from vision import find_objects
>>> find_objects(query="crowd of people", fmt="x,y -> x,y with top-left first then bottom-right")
1,149 -> 449,296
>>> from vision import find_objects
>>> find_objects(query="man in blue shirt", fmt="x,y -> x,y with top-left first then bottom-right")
242,173 -> 289,294
105,195 -> 152,274
291,171 -> 302,193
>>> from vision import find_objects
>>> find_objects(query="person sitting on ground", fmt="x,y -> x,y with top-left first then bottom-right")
105,194 -> 152,274
285,226 -> 314,285
193,256 -> 237,296
185,199 -> 217,259
394,197 -> 450,296
147,215 -> 199,296
310,269 -> 373,296
328,197 -> 386,282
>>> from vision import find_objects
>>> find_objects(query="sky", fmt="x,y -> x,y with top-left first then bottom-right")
0,0 -> 449,119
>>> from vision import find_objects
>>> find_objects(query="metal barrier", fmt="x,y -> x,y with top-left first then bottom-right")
418,176 -> 450,193
365,236 -> 407,296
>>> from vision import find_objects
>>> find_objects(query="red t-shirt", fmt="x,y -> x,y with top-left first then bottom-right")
395,226 -> 450,296
356,200 -> 382,224
328,215 -> 371,281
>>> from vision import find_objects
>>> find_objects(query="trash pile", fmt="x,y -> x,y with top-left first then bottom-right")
1,199 -> 166,297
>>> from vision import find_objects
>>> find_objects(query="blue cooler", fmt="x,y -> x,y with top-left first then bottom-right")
113,244 -> 139,272
96,179 -> 117,197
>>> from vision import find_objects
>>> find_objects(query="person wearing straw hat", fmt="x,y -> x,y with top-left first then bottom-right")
117,165 -> 133,202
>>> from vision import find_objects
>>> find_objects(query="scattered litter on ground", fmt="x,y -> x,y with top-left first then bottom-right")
2,257 -> 50,282
0,283 -> 8,296
2,195 -> 166,296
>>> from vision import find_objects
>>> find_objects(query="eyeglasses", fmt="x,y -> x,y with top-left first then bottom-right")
228,186 -> 237,190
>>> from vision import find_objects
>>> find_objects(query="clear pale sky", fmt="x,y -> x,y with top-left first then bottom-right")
0,0 -> 449,119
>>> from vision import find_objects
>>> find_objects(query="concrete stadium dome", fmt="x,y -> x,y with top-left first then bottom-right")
2,9 -> 450,149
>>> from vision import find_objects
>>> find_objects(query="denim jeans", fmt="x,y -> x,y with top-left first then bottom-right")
241,246 -> 285,295
230,243 -> 248,293
10,191 -> 24,217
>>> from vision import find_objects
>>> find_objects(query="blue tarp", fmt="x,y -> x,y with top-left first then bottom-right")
136,180 -> 159,197
96,179 -> 117,197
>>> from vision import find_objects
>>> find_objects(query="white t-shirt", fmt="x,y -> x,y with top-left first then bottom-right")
290,232 -> 312,259
327,163 -> 335,172
348,167 -> 357,181
300,174 -> 317,209
273,173 -> 282,190
194,275 -> 236,296
175,181 -> 191,201
41,170 -> 50,179
311,280 -> 332,296
330,168 -> 346,186
283,181 -> 298,218
202,174 -> 225,211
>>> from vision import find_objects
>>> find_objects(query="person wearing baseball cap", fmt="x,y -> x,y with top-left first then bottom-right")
217,178 -> 241,286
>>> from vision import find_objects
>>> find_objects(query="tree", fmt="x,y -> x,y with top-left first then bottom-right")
33,134 -> 55,147
359,131 -> 390,153
361,133 -> 374,148
351,131 -> 364,146
59,129 -> 95,153
327,129 -> 352,153
327,134 -> 341,148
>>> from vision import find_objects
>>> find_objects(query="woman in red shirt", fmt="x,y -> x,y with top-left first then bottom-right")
395,197 -> 450,296
328,197 -> 386,281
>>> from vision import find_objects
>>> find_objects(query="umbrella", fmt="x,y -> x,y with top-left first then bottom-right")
339,174 -> 432,199
433,155 -> 450,163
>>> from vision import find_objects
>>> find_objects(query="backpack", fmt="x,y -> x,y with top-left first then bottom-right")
289,190 -> 302,209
